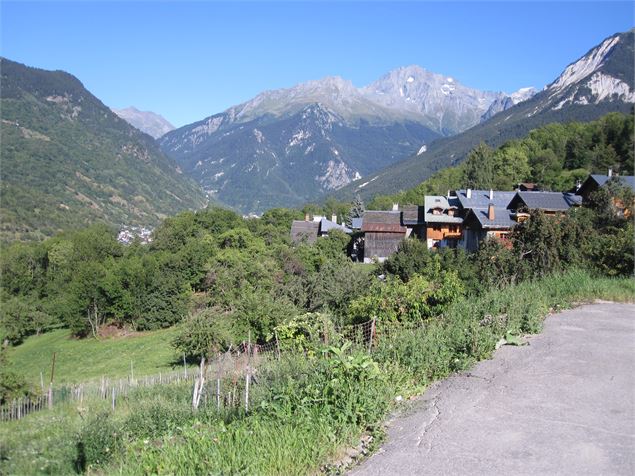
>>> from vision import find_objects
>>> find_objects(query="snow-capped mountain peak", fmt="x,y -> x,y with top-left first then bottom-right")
544,32 -> 634,110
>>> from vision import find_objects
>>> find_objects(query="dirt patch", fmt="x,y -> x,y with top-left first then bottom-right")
98,324 -> 142,339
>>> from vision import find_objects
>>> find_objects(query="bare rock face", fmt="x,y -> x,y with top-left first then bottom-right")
112,106 -> 175,139
361,65 -> 512,136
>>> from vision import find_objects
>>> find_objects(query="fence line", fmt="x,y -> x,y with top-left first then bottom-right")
0,319 -> 378,423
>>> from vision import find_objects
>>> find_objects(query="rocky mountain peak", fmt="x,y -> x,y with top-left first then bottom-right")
112,106 -> 175,139
547,35 -> 621,94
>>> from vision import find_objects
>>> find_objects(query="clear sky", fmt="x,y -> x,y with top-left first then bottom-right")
2,1 -> 633,127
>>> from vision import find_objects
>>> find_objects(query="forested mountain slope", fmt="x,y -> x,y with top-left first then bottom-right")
0,58 -> 207,241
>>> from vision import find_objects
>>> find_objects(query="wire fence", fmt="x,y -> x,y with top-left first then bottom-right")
1,319 -> 378,423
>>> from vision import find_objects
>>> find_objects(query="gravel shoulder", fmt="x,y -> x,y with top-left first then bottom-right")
349,302 -> 635,476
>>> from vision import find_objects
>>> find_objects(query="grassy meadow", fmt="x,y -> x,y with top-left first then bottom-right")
6,327 -> 186,386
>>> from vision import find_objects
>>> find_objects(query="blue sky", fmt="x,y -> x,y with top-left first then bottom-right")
2,1 -> 633,127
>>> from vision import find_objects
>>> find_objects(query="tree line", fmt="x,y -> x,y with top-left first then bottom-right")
369,112 -> 633,209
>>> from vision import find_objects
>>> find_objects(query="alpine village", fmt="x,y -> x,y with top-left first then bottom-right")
1,12 -> 634,476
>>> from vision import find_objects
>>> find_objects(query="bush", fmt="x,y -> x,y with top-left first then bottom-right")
76,412 -> 123,471
348,272 -> 464,324
173,308 -> 242,357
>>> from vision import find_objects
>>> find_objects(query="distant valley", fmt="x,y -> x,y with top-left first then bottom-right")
159,67 -> 535,213
1,29 -> 633,239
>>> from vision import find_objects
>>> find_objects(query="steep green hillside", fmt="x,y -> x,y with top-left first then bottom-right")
367,112 -> 634,209
0,58 -> 207,242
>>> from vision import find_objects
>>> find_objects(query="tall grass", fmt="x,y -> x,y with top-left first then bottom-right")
2,269 -> 633,475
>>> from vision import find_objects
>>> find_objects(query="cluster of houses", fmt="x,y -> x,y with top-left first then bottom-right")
117,226 -> 153,245
291,172 -> 635,263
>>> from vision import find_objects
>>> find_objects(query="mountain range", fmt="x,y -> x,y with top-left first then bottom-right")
159,67 -> 534,213
0,58 -> 207,242
335,29 -> 635,201
112,106 -> 175,139
1,29 -> 632,241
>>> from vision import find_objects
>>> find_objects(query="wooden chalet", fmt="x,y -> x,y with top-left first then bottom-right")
361,210 -> 406,263
423,195 -> 463,249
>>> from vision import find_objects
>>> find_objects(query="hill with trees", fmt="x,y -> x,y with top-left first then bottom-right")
367,112 -> 633,209
0,58 -> 207,242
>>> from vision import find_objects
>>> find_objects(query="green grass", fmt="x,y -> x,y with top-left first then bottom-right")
2,270 -> 633,475
7,327 -> 186,386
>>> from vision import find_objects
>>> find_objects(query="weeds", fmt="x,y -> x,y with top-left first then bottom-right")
1,269 -> 633,475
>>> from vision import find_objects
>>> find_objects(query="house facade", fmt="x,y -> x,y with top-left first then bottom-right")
423,195 -> 463,249
360,210 -> 406,263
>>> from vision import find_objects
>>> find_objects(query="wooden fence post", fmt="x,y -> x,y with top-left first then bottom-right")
368,318 -> 376,353
216,353 -> 222,411
274,331 -> 281,360
48,352 -> 56,409
245,331 -> 251,413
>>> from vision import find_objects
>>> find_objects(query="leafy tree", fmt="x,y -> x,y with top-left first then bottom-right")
463,142 -> 495,189
173,309 -> 242,358
511,210 -> 563,278
474,238 -> 519,288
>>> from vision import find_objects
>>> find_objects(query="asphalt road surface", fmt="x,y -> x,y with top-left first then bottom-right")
350,302 -> 635,476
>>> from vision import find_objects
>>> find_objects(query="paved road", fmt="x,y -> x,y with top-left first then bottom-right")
350,302 -> 635,476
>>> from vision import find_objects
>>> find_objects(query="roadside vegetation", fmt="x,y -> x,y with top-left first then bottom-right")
1,112 -> 633,474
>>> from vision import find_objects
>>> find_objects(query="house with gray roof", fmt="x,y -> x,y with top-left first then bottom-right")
576,173 -> 635,202
455,189 -> 517,211
423,195 -> 464,249
290,220 -> 319,244
290,215 -> 352,244
462,204 -> 517,251
401,205 -> 426,239
507,192 -> 582,213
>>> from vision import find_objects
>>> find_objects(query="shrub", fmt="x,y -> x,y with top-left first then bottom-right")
76,412 -> 123,471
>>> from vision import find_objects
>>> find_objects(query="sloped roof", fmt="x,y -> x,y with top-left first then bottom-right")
290,220 -> 319,243
424,196 -> 464,224
467,207 -> 516,229
583,174 -> 635,191
508,192 -> 582,211
361,211 -> 406,233
401,205 -> 425,225
456,189 -> 516,210
320,218 -> 352,234
351,217 -> 363,229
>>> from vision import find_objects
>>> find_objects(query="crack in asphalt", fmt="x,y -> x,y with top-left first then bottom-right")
415,395 -> 441,452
